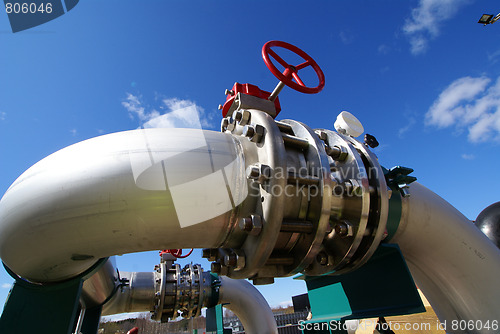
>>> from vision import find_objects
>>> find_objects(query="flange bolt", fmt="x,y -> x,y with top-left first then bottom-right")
364,133 -> 379,148
211,262 -> 222,274
238,215 -> 263,236
317,252 -> 328,265
335,222 -> 349,236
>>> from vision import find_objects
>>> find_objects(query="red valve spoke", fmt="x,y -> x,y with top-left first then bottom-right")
175,248 -> 194,258
292,71 -> 305,86
262,40 -> 325,94
295,60 -> 311,71
159,248 -> 194,259
267,48 -> 290,69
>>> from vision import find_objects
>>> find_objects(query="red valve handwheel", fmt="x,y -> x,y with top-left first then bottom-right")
159,248 -> 194,259
262,40 -> 325,94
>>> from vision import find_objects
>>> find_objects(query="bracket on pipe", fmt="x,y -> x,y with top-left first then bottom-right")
0,258 -> 111,334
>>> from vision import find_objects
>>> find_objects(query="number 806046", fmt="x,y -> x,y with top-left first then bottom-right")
5,2 -> 53,14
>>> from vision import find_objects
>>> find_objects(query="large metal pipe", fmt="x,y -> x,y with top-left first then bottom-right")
100,270 -> 278,334
0,110 -> 390,285
81,257 -> 119,309
218,276 -> 278,334
4,114 -> 498,334
0,125 -> 278,331
391,183 -> 500,333
101,271 -> 157,315
0,128 -> 251,282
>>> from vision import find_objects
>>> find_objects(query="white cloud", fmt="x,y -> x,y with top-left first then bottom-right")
1,283 -> 11,289
70,128 -> 77,136
122,93 -> 150,121
425,76 -> 490,127
399,115 -> 416,138
403,0 -> 470,55
425,75 -> 500,142
143,98 -> 204,129
0,112 -> 6,121
378,44 -> 390,55
123,94 -> 211,130
461,153 -> 475,160
407,35 -> 428,55
488,49 -> 500,64
339,30 -> 354,44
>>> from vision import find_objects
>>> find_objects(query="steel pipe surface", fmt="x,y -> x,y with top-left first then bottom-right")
219,276 -> 278,334
391,183 -> 500,333
0,128 -> 248,282
101,271 -> 157,315
81,257 -> 119,309
101,271 -> 278,334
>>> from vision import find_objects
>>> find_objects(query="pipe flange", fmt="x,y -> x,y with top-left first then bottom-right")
151,262 -> 167,322
152,262 -> 210,322
174,264 -> 203,318
315,129 -> 388,275
317,130 -> 372,274
275,119 -> 332,276
222,109 -> 287,280
342,134 -> 389,272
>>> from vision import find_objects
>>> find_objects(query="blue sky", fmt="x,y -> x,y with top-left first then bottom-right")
1,0 -> 500,317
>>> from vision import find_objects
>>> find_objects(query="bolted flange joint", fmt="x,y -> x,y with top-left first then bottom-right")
334,221 -> 353,237
221,118 -> 229,132
232,109 -> 251,126
344,179 -> 363,197
223,250 -> 246,270
238,214 -> 263,236
202,248 -> 218,261
211,261 -> 222,274
326,145 -> 348,161
315,130 -> 328,142
246,164 -> 271,185
316,252 -> 329,265
243,124 -> 265,143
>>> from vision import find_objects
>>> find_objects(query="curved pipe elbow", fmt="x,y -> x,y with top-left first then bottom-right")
218,276 -> 278,334
0,128 -> 249,282
391,183 -> 500,331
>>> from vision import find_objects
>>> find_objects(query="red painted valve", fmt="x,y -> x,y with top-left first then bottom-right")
159,249 -> 194,259
127,327 -> 139,334
220,41 -> 324,118
262,40 -> 325,95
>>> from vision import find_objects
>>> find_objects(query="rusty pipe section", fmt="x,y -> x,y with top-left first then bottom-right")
391,183 -> 500,333
0,128 -> 253,282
